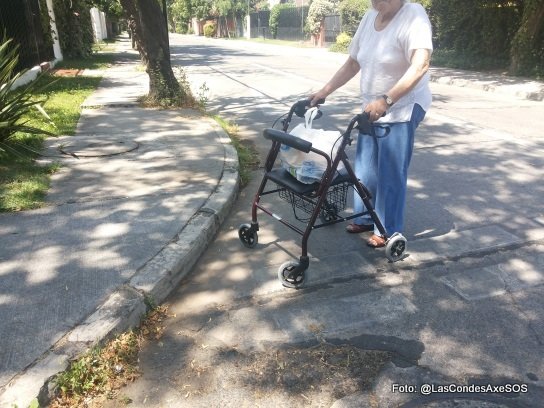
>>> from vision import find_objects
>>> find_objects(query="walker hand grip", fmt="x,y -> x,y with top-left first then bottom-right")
263,128 -> 312,153
293,98 -> 325,118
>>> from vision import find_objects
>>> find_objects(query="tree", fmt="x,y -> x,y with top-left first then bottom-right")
168,0 -> 192,33
118,0 -> 189,104
510,0 -> 544,77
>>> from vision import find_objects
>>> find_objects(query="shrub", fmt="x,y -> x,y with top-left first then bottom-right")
338,0 -> 368,36
269,3 -> 297,39
306,0 -> 338,36
203,22 -> 216,38
429,0 -> 521,71
52,0 -> 94,58
0,37 -> 54,156
329,32 -> 351,53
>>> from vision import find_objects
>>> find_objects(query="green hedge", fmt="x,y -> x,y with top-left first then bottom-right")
270,3 -> 297,39
429,0 -> 522,70
52,0 -> 94,58
338,0 -> 368,36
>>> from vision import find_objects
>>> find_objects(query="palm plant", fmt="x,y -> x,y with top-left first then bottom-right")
0,35 -> 55,156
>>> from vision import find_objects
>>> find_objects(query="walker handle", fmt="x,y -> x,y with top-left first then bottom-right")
293,98 -> 325,118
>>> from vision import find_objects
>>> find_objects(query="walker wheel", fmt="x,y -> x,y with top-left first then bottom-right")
238,224 -> 258,248
385,233 -> 407,262
320,204 -> 338,223
278,261 -> 306,289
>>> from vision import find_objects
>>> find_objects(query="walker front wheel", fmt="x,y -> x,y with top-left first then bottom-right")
238,224 -> 258,248
385,233 -> 407,262
278,261 -> 306,289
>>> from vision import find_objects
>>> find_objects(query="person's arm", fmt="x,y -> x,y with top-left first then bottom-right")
310,56 -> 360,106
365,48 -> 431,121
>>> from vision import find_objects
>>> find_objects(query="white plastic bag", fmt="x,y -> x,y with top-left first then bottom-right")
279,107 -> 342,184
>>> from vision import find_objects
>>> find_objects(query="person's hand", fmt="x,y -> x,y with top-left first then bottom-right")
364,98 -> 388,122
309,90 -> 328,107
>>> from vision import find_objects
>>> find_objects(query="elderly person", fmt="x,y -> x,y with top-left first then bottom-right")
310,0 -> 433,248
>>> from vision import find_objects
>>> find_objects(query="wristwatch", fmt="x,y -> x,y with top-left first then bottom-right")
382,94 -> 394,107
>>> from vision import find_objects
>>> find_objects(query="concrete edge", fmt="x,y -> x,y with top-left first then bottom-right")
11,58 -> 61,90
429,71 -> 544,101
0,117 -> 240,408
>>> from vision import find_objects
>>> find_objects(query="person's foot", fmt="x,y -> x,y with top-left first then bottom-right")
346,223 -> 374,233
367,234 -> 386,248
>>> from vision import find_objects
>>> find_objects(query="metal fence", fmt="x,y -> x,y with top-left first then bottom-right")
324,14 -> 341,43
250,10 -> 271,39
0,0 -> 54,71
276,6 -> 309,42
250,8 -> 341,43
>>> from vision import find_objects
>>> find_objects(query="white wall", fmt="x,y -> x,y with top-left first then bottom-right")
11,0 -> 62,90
46,0 -> 63,60
90,7 -> 108,41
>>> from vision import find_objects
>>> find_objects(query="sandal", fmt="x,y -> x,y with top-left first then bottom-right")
346,223 -> 374,234
367,234 -> 386,248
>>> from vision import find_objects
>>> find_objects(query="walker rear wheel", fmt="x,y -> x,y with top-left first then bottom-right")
385,233 -> 407,262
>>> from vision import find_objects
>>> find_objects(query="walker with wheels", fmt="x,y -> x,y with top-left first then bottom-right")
238,99 -> 407,288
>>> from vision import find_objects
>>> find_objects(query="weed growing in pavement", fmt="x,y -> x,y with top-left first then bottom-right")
197,82 -> 210,110
212,115 -> 260,187
50,306 -> 170,407
139,66 -> 199,109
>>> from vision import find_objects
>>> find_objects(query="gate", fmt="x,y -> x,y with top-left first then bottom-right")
250,10 -> 271,39
276,6 -> 309,42
323,14 -> 341,43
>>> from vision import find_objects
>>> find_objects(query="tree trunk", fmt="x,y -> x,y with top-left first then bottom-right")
510,0 -> 544,76
119,0 -> 186,103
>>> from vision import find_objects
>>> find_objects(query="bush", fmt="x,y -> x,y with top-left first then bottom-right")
329,32 -> 351,53
270,3 -> 298,39
338,0 -> 368,36
0,36 -> 54,156
203,22 -> 216,38
52,0 -> 94,58
306,0 -> 338,36
429,0 -> 521,71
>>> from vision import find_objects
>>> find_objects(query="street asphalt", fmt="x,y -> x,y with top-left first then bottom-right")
0,35 -> 543,407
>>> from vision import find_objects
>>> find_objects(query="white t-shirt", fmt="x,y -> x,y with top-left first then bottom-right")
349,3 -> 433,122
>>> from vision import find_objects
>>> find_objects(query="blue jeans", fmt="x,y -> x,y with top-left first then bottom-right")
353,104 -> 426,235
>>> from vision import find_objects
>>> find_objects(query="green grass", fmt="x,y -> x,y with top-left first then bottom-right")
54,41 -> 116,71
25,75 -> 102,135
55,53 -> 115,71
0,154 -> 60,212
0,56 -> 106,212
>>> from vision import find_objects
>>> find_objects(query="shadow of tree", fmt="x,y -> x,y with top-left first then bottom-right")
105,37 -> 544,407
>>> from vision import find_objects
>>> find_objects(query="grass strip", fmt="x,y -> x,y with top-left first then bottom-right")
212,115 -> 260,187
0,53 -> 112,212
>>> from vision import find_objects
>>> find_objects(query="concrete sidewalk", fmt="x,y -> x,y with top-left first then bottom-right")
0,37 -> 239,407
0,35 -> 543,408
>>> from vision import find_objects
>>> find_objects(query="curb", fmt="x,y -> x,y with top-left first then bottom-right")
0,117 -> 240,408
429,68 -> 544,101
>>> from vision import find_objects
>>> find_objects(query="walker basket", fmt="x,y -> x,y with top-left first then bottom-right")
277,181 -> 349,221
